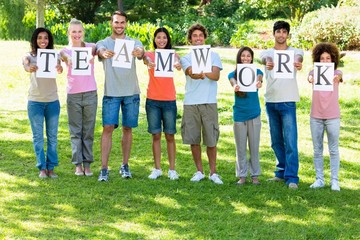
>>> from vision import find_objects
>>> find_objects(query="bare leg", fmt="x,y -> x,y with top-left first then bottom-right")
122,126 -> 132,165
165,133 -> 176,170
191,144 -> 203,173
101,125 -> 115,169
207,146 -> 217,175
152,133 -> 161,169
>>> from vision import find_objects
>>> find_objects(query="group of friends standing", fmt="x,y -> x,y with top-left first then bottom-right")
22,11 -> 343,191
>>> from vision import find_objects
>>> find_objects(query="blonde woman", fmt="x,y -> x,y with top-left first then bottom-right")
60,19 -> 97,176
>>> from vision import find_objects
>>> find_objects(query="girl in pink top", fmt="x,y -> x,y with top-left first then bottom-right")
143,27 -> 182,180
60,19 -> 97,176
308,42 -> 343,191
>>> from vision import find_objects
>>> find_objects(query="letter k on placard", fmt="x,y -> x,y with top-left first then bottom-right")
313,62 -> 334,91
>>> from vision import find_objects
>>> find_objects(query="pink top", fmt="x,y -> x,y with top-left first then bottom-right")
310,69 -> 342,119
144,52 -> 176,101
61,43 -> 97,94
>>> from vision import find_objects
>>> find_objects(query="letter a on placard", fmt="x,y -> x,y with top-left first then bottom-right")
154,49 -> 175,77
36,49 -> 58,78
274,50 -> 294,79
313,62 -> 334,91
71,47 -> 92,76
236,64 -> 257,92
191,45 -> 212,74
112,39 -> 135,69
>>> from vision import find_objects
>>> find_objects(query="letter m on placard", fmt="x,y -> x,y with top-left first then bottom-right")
191,45 -> 212,74
274,50 -> 294,79
154,49 -> 175,78
313,62 -> 334,91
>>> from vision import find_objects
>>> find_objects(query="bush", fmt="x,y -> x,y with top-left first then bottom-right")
294,6 -> 360,50
229,19 -> 276,49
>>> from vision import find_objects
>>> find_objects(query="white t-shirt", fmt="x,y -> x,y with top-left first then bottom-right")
180,51 -> 223,105
260,47 -> 304,103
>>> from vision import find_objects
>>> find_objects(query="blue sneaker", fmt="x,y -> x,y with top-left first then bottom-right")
119,164 -> 132,178
98,169 -> 109,182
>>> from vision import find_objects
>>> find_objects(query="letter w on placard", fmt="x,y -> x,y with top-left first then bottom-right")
112,39 -> 135,69
313,62 -> 334,91
274,50 -> 294,79
36,49 -> 58,78
71,47 -> 92,76
191,45 -> 212,74
154,49 -> 175,77
236,64 -> 257,92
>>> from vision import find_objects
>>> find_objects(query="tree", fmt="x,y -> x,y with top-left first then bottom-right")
242,0 -> 338,24
24,0 -> 45,27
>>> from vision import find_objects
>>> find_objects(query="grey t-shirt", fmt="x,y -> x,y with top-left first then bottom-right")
260,47 -> 304,103
96,36 -> 143,97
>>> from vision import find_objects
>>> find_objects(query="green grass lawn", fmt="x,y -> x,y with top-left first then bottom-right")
0,41 -> 359,239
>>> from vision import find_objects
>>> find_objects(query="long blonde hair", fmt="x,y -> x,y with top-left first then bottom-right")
68,18 -> 85,47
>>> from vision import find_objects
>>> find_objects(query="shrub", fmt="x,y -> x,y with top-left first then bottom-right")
294,6 -> 360,50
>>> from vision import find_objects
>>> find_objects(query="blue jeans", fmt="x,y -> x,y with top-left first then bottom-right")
310,117 -> 340,182
146,99 -> 177,134
27,100 -> 60,170
102,95 -> 140,128
266,102 -> 299,184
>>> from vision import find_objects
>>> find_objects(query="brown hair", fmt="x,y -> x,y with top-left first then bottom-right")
312,42 -> 340,69
187,23 -> 208,43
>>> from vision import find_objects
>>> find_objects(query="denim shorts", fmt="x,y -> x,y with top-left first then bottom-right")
145,99 -> 177,134
102,95 -> 140,128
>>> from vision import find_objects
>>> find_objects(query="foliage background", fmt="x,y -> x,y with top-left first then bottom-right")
1,0 -> 360,50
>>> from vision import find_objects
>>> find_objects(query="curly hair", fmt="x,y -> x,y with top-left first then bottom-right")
312,42 -> 340,69
187,23 -> 208,43
30,27 -> 54,56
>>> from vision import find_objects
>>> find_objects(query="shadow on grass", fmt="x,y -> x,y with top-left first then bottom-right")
1,99 -> 360,239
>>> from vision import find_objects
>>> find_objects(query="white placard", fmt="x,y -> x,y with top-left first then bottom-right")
36,49 -> 58,78
236,64 -> 257,92
112,39 -> 135,69
154,49 -> 175,78
71,47 -> 92,76
313,62 -> 334,91
191,45 -> 212,74
274,50 -> 294,79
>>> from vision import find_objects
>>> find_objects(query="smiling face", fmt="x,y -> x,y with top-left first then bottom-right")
68,24 -> 84,46
240,50 -> 253,64
190,30 -> 205,46
37,31 -> 49,49
154,32 -> 168,49
320,52 -> 332,63
111,14 -> 127,37
274,28 -> 288,45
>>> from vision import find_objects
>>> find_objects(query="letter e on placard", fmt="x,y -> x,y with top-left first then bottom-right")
71,47 -> 92,76
36,49 -> 58,78
274,50 -> 294,79
191,45 -> 212,74
236,64 -> 257,92
313,62 -> 334,91
112,39 -> 135,69
154,49 -> 175,77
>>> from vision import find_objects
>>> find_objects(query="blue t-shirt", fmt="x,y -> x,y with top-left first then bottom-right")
228,69 -> 263,122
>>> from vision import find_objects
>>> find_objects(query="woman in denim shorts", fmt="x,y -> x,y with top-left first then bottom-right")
143,27 -> 182,180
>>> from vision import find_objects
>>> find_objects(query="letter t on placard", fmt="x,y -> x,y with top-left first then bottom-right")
191,45 -> 212,74
274,50 -> 294,79
112,39 -> 135,69
36,49 -> 58,78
